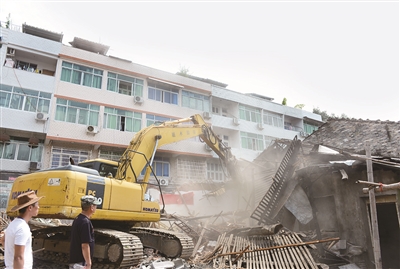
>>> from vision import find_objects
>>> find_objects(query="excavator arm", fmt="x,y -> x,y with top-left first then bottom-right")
115,114 -> 236,195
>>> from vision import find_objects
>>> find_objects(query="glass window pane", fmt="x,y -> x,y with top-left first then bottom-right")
17,144 -> 30,161
30,146 -> 43,162
66,107 -> 77,123
3,143 -> 16,159
79,109 -> 88,124
83,73 -> 93,87
89,111 -> 99,126
71,70 -> 81,84
0,92 -> 11,107
61,68 -> 72,82
24,96 -> 38,112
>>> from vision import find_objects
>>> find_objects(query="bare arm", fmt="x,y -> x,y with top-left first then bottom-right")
81,243 -> 92,268
14,244 -> 25,269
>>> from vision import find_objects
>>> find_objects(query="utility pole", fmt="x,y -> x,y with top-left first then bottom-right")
365,142 -> 382,269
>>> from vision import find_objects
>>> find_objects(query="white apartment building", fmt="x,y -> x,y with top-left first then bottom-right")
0,24 -> 322,211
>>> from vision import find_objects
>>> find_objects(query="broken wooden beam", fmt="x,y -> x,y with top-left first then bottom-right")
215,237 -> 340,257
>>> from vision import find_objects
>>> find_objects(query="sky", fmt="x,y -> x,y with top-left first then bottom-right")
1,0 -> 399,121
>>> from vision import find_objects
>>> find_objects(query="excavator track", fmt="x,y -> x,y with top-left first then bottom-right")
130,227 -> 194,259
32,226 -> 143,269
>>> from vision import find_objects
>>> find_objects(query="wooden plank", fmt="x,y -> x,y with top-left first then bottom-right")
365,142 -> 383,269
280,233 -> 303,269
276,234 -> 294,269
289,233 -> 315,268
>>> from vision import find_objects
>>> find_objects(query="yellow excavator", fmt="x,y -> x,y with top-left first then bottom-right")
6,114 -> 237,268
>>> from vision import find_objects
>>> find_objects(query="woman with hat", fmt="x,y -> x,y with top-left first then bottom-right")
4,190 -> 44,269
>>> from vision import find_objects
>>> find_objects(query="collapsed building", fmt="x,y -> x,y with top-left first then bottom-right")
251,119 -> 399,269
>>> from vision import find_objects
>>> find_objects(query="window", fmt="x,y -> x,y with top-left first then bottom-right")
141,157 -> 170,177
60,61 -> 103,89
146,114 -> 174,126
222,135 -> 229,147
303,122 -> 318,134
15,60 -> 37,72
212,106 -> 219,114
107,72 -> 144,96
103,107 -> 142,132
99,150 -> 123,162
264,135 -> 276,148
0,139 -> 43,162
182,90 -> 210,111
0,84 -> 51,113
207,162 -> 226,181
51,147 -> 89,168
148,81 -> 179,105
55,98 -> 99,126
263,111 -> 283,128
240,131 -> 264,151
239,105 -> 261,123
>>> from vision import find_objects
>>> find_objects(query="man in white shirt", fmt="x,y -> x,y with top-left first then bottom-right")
4,191 -> 44,269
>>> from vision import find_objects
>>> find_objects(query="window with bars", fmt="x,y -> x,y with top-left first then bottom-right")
0,84 -> 51,113
207,162 -> 226,181
103,107 -> 142,132
55,98 -> 99,126
60,61 -> 103,89
51,147 -> 90,168
99,150 -> 123,162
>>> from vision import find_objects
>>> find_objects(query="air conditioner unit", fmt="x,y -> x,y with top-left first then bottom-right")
134,96 -> 144,104
29,162 -> 42,170
35,112 -> 48,121
86,125 -> 99,134
299,131 -> 306,137
205,144 -> 213,151
232,117 -> 240,126
203,111 -> 211,119
257,123 -> 264,130
160,179 -> 169,186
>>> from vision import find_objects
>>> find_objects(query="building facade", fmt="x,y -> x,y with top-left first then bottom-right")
0,24 -> 322,211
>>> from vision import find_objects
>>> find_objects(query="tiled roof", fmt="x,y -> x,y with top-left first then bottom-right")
303,119 -> 400,158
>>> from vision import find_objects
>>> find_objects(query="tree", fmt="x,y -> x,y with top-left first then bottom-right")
176,65 -> 190,77
313,107 -> 350,122
294,104 -> 305,109
5,13 -> 11,29
282,98 -> 287,106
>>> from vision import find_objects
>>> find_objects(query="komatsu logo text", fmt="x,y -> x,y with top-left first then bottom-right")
143,207 -> 159,212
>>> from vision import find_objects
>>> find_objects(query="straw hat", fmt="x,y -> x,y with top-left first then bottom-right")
11,191 -> 44,212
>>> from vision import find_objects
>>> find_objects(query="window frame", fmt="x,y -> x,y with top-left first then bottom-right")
60,61 -> 103,89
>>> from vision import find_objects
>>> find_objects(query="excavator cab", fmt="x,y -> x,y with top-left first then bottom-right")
78,158 -> 118,177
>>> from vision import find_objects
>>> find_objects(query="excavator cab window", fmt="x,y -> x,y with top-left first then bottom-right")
78,160 -> 118,177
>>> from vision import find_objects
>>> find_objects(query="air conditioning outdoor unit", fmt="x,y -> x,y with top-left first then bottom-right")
299,131 -> 306,137
86,125 -> 99,134
203,111 -> 211,119
134,96 -> 144,104
160,179 -> 169,186
29,162 -> 42,170
35,112 -> 48,121
257,123 -> 264,130
232,117 -> 240,126
205,144 -> 213,151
